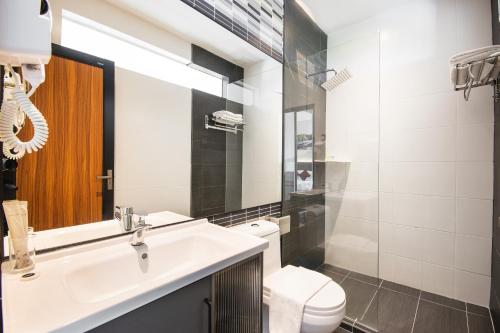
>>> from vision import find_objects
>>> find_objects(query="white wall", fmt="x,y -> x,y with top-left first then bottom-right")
242,59 -> 283,208
114,69 -> 191,216
327,0 -> 493,306
49,0 -> 193,216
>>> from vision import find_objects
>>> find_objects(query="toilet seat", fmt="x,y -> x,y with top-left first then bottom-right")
263,268 -> 346,317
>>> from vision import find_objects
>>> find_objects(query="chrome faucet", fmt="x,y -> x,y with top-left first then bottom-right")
130,214 -> 152,247
115,206 -> 134,231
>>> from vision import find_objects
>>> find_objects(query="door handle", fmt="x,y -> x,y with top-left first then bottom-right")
97,169 -> 113,190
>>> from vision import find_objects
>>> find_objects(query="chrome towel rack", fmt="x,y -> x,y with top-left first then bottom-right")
204,115 -> 244,134
453,54 -> 500,101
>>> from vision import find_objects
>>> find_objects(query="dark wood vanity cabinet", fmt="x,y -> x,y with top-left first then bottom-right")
88,254 -> 263,333
88,277 -> 212,333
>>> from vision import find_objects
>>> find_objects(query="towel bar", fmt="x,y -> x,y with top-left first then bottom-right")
453,54 -> 500,101
204,115 -> 243,134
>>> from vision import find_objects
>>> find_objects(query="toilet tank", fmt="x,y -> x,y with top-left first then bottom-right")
231,220 -> 281,277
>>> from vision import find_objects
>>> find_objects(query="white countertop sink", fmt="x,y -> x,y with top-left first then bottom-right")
2,219 -> 268,333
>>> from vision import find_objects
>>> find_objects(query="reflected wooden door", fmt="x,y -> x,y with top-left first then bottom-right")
16,55 -> 105,231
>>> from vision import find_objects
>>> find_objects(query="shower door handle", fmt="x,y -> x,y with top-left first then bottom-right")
97,169 -> 113,190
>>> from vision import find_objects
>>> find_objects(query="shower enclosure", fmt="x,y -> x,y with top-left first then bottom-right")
283,32 -> 382,331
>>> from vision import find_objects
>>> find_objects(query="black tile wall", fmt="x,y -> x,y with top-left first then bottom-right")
191,45 -> 244,84
281,0 -> 327,270
181,0 -> 283,62
491,1 -> 500,330
190,46 -> 244,218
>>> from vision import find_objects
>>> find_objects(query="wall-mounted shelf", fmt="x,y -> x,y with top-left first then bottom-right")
204,115 -> 244,134
453,54 -> 500,101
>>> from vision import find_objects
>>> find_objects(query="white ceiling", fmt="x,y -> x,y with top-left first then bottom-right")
300,0 -> 403,33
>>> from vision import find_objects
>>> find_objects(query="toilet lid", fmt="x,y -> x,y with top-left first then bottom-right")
304,280 -> 346,312
264,270 -> 346,314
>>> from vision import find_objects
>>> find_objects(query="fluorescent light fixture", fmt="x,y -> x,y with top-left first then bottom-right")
61,10 -> 223,96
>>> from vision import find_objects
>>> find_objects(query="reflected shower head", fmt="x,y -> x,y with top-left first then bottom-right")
321,68 -> 352,91
305,68 -> 352,91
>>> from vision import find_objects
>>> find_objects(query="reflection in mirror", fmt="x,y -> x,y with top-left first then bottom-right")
3,0 -> 282,251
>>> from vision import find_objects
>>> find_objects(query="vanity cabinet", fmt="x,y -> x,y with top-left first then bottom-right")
88,277 -> 211,333
88,254 -> 263,333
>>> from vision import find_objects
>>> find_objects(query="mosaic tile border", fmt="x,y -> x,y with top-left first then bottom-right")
180,0 -> 283,62
208,202 -> 282,227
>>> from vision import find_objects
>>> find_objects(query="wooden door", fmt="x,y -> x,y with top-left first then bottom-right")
16,55 -> 104,231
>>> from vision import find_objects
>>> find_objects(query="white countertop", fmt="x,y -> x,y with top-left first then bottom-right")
2,219 -> 268,333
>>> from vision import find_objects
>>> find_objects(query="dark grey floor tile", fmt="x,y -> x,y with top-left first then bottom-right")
468,313 -> 494,333
413,300 -> 467,333
340,278 -> 378,320
420,291 -> 466,311
349,271 -> 381,286
317,267 -> 346,284
467,303 -> 491,317
380,280 -> 420,297
360,287 -> 418,333
321,263 -> 350,275
335,327 -> 352,333
353,322 -> 377,333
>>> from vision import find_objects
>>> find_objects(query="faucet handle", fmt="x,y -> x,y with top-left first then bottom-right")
133,211 -> 150,228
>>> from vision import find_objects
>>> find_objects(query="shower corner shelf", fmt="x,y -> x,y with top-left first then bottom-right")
204,115 -> 244,134
453,54 -> 500,102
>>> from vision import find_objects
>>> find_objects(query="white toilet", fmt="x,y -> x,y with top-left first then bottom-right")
232,220 -> 346,333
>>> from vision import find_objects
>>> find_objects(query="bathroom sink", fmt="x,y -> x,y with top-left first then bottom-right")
2,219 -> 268,333
63,234 -> 231,303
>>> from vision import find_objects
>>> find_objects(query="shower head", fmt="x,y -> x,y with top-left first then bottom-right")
321,68 -> 352,91
305,68 -> 352,91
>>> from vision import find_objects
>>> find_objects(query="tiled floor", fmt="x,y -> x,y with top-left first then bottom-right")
318,264 -> 495,333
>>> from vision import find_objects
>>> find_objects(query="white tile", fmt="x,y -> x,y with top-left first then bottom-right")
456,198 -> 493,238
456,0 -> 492,50
326,242 -> 378,277
379,192 -> 394,222
393,127 -> 455,162
393,162 -> 455,196
393,194 -> 455,232
331,216 -> 379,248
380,253 -> 422,289
421,262 -> 454,298
380,223 -> 420,260
454,270 -> 491,307
345,162 -> 379,192
390,92 -> 456,129
455,234 -> 492,276
457,125 -> 494,161
457,85 -> 494,125
338,191 -> 379,221
420,229 -> 454,267
379,163 -> 395,193
456,162 -> 494,199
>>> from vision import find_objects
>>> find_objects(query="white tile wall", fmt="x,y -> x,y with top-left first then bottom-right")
327,0 -> 493,306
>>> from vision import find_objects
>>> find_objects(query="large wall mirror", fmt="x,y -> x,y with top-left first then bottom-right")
3,0 -> 282,251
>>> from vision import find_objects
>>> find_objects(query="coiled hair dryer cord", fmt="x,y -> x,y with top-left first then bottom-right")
0,65 -> 49,159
